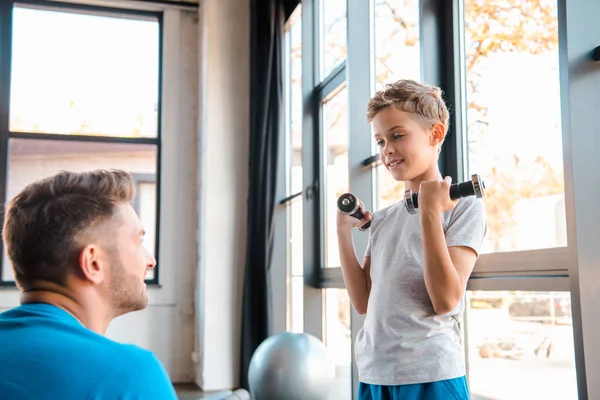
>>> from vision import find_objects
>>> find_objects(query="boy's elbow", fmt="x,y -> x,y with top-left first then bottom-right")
432,303 -> 453,315
353,301 -> 368,315
432,296 -> 460,315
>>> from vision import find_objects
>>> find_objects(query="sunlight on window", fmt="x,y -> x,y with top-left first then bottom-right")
373,0 -> 421,91
463,0 -> 565,254
323,85 -> 348,269
9,7 -> 159,138
323,289 -> 352,400
286,11 -> 304,333
320,0 -> 347,79
1,139 -> 157,282
466,291 -> 577,400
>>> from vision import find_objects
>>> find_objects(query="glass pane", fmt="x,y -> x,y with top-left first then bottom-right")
2,138 -> 158,282
323,85 -> 348,268
286,15 -> 304,334
463,0 -> 565,254
376,163 -> 404,210
323,288 -> 351,400
10,7 -> 159,138
466,290 -> 577,400
137,182 -> 157,281
290,13 -> 304,277
321,0 -> 347,79
289,276 -> 304,333
373,0 -> 421,91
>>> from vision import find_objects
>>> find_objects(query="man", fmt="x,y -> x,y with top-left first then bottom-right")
0,169 -> 177,399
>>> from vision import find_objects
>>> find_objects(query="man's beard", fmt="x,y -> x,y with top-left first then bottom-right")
108,255 -> 148,317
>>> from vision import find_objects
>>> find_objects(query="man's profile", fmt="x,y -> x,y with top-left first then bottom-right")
0,169 -> 177,399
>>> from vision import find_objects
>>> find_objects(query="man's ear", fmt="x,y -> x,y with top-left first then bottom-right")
430,122 -> 446,146
78,244 -> 106,285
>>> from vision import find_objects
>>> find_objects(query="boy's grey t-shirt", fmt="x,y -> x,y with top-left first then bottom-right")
355,195 -> 487,386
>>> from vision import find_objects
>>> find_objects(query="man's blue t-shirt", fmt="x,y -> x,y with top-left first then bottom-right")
0,303 -> 177,399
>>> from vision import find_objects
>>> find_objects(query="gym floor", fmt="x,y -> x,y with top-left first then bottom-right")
174,383 -> 219,400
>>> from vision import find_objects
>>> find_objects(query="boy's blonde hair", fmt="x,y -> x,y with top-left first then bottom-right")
367,80 -> 449,133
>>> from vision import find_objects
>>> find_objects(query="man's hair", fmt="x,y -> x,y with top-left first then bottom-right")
3,169 -> 136,290
367,79 -> 450,132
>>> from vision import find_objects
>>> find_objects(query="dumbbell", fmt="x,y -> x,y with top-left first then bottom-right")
337,193 -> 371,231
404,174 -> 485,214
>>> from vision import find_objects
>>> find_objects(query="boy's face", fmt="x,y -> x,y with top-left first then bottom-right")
372,107 -> 443,182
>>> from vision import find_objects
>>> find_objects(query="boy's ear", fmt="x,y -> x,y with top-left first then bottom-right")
430,122 -> 446,146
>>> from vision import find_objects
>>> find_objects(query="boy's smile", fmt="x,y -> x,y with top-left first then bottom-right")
372,107 -> 445,192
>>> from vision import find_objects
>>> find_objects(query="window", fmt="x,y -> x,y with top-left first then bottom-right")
323,288 -> 352,400
283,7 -> 304,333
466,290 -> 577,400
0,3 -> 162,285
323,84 -> 348,269
10,7 -> 159,138
320,0 -> 347,79
373,0 -> 421,90
459,1 -> 577,399
132,174 -> 158,281
463,0 -> 564,255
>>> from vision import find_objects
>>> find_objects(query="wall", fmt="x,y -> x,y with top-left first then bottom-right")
195,0 -> 250,391
0,6 -> 200,384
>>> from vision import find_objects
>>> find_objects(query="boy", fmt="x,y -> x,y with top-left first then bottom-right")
337,80 -> 487,399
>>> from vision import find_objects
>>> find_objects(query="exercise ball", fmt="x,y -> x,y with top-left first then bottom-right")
248,332 -> 335,400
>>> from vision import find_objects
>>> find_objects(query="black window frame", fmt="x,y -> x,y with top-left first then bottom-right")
0,0 -> 164,286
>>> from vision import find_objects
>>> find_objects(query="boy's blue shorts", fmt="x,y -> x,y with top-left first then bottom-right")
358,376 -> 469,400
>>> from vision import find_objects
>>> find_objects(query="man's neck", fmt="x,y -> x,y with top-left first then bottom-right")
20,281 -> 112,335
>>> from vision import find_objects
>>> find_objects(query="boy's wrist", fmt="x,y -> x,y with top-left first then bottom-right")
419,208 -> 441,222
337,224 -> 353,235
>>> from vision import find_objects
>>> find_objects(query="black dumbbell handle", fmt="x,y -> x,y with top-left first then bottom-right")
408,181 -> 477,209
337,193 -> 371,230
405,174 -> 485,214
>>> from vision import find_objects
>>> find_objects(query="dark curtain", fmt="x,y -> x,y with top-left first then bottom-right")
240,0 -> 300,391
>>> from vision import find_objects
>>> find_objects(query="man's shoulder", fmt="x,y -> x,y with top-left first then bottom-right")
93,343 -> 177,398
103,341 -> 165,372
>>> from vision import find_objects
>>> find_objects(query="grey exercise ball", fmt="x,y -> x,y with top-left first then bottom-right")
248,332 -> 335,400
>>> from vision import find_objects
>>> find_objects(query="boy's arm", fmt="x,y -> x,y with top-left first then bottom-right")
420,212 -> 477,314
418,177 -> 486,315
337,211 -> 372,315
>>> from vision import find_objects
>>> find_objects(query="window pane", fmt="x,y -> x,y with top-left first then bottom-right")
320,0 -> 347,79
323,288 -> 351,400
323,85 -> 348,269
289,276 -> 304,333
376,163 -> 404,210
1,138 -> 158,282
286,15 -> 304,334
466,290 -> 577,400
10,7 -> 159,138
373,0 -> 421,91
463,0 -> 565,254
289,13 -> 303,277
136,181 -> 157,281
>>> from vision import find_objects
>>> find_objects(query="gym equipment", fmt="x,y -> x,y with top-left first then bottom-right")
404,174 -> 485,214
337,193 -> 371,230
248,332 -> 335,400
